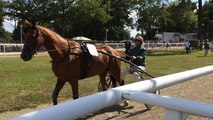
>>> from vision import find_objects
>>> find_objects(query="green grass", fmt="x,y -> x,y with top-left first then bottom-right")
0,50 -> 213,113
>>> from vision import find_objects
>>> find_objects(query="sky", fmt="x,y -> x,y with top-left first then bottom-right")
3,19 -> 15,33
3,0 -> 208,37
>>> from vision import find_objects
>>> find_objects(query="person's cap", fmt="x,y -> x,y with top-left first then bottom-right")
134,36 -> 144,42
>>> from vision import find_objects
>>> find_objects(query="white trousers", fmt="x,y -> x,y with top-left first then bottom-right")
121,66 -> 145,81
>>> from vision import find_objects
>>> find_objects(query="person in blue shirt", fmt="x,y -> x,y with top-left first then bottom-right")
185,40 -> 191,54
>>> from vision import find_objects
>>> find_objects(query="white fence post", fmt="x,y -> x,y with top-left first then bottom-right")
3,44 -> 6,54
164,109 -> 188,120
123,91 -> 213,119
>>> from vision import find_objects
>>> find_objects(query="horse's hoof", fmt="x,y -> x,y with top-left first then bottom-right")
144,104 -> 155,110
123,100 -> 129,107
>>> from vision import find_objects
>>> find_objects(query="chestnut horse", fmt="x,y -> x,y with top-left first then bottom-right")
20,20 -> 124,105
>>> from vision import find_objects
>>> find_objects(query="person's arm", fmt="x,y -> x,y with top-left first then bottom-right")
132,49 -> 146,60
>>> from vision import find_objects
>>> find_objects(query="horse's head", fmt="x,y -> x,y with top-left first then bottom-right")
20,20 -> 44,61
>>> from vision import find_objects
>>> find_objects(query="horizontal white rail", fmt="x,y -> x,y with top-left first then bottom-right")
0,44 -> 24,46
10,65 -> 213,120
10,91 -> 117,120
123,91 -> 213,118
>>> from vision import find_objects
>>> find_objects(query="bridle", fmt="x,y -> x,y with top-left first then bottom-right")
24,26 -> 40,56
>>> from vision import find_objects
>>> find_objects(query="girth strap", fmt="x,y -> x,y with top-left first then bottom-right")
79,43 -> 93,79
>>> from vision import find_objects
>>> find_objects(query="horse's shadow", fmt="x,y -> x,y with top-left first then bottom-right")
77,103 -> 149,120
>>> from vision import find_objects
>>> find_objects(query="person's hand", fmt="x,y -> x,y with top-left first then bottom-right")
131,56 -> 136,60
131,56 -> 144,60
137,56 -> 144,59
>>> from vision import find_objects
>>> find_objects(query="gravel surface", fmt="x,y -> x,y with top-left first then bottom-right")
1,73 -> 213,120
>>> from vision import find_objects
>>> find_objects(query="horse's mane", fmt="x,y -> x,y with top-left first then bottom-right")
37,25 -> 67,42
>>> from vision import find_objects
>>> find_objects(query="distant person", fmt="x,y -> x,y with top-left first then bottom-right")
185,40 -> 191,54
121,35 -> 147,81
210,41 -> 213,56
124,41 -> 131,54
166,42 -> 170,50
204,39 -> 210,57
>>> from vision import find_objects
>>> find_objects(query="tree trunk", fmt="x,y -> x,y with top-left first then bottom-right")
198,0 -> 203,50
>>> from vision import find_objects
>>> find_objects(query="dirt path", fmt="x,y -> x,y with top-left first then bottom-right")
1,73 -> 213,120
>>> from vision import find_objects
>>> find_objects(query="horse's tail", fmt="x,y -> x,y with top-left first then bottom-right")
110,75 -> 117,87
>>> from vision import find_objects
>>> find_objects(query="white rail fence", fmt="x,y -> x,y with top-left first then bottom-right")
0,44 -> 23,55
10,65 -> 213,120
0,42 -> 184,55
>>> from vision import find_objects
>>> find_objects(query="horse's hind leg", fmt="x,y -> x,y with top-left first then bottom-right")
99,71 -> 108,91
110,69 -> 124,86
52,78 -> 66,105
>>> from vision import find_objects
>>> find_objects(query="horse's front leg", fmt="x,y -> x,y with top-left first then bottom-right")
69,79 -> 79,99
52,78 -> 66,105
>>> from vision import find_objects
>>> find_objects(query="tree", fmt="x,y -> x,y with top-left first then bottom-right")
132,0 -> 171,39
0,1 -> 4,27
67,0 -> 111,40
106,0 -> 132,40
202,0 -> 213,40
3,0 -> 134,41
197,0 -> 203,49
166,1 -> 197,33
4,0 -> 76,39
0,1 -> 12,43
134,0 -> 197,40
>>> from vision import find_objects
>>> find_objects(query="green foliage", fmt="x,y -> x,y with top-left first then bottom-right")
0,1 -> 4,27
189,39 -> 200,49
3,0 -> 131,41
1,0 -> 213,41
68,0 -> 111,39
203,1 -> 213,39
107,0 -> 132,40
0,27 -> 12,42
0,1 -> 12,42
161,1 -> 197,33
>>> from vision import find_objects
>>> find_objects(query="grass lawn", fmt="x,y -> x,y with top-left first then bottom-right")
0,49 -> 213,113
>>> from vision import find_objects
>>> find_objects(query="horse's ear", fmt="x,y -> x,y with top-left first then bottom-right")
30,18 -> 36,27
22,20 -> 33,28
22,19 -> 37,29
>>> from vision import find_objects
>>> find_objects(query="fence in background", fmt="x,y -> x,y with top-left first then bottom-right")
10,66 -> 213,120
0,44 -> 23,52
0,42 -> 185,55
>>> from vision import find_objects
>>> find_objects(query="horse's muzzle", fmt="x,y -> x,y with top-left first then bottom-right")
20,53 -> 32,61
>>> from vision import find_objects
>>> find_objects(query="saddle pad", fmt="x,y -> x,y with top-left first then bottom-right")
86,44 -> 99,56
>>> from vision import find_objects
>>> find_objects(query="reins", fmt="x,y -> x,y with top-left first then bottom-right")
46,44 -> 155,78
47,41 -> 83,63
45,44 -> 82,56
98,50 -> 155,78
45,46 -> 79,53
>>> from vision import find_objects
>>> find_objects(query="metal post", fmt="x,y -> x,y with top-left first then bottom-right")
20,25 -> 23,44
105,29 -> 108,45
3,44 -> 5,55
